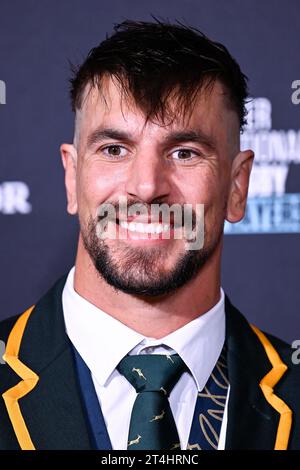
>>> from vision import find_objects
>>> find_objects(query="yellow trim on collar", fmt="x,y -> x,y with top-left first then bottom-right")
250,324 -> 292,450
2,305 -> 38,450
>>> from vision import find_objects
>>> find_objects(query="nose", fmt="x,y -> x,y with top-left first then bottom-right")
125,149 -> 172,204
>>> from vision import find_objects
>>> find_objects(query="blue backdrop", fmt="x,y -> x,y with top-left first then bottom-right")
0,0 -> 299,342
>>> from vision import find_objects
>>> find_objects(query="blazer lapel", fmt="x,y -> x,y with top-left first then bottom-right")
18,346 -> 92,449
224,295 -> 290,449
2,275 -> 93,449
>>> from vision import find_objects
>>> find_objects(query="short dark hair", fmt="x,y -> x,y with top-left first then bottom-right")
70,19 -> 249,130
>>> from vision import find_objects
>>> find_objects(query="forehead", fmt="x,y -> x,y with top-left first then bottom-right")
75,76 -> 239,145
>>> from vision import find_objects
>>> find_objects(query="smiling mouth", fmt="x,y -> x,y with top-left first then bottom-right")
117,219 -> 173,234
97,206 -> 195,239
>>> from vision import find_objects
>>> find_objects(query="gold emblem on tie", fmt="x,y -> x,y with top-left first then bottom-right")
166,354 -> 174,364
150,409 -> 165,422
132,368 -> 147,380
128,434 -> 142,446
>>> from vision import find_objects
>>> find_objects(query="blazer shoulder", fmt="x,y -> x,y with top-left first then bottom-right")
225,294 -> 299,378
263,329 -> 291,353
246,321 -> 300,379
225,294 -> 294,360
262,329 -> 297,367
0,273 -> 69,350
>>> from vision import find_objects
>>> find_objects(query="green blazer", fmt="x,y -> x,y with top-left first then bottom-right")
0,275 -> 299,449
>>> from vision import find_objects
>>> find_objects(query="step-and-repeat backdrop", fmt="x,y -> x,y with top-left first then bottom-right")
0,0 -> 299,342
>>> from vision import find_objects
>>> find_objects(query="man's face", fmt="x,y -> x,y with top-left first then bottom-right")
61,77 -> 253,297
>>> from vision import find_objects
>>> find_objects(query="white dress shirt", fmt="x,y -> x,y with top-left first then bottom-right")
62,266 -> 229,450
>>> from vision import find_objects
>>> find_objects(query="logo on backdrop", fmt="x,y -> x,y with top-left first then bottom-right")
225,97 -> 300,234
291,80 -> 300,105
291,340 -> 300,365
0,80 -> 6,104
1,81 -> 32,215
0,182 -> 32,214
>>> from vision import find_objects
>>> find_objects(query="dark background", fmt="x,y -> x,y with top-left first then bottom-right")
0,0 -> 299,341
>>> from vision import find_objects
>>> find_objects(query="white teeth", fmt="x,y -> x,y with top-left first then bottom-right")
119,220 -> 171,234
136,223 -> 144,232
128,222 -> 136,232
119,220 -> 129,229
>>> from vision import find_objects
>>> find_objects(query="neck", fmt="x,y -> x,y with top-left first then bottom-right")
73,236 -> 222,339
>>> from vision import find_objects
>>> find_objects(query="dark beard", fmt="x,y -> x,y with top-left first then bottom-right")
82,216 -> 224,298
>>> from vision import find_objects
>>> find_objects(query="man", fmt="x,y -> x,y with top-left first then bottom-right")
0,19 -> 299,451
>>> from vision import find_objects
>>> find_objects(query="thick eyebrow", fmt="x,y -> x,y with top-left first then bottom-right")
86,128 -> 130,149
86,127 -> 217,151
161,130 -> 217,151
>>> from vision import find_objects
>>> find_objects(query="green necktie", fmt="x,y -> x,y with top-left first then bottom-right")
116,353 -> 189,450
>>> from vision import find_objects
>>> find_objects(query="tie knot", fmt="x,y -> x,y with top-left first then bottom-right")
117,353 -> 189,396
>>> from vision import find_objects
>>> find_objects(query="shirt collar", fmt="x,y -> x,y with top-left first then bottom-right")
62,266 -> 225,391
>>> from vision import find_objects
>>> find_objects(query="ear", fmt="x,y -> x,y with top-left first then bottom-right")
60,143 -> 78,215
226,149 -> 255,223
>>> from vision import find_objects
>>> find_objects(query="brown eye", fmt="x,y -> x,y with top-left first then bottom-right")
101,145 -> 128,159
108,146 -> 121,156
171,148 -> 201,163
177,149 -> 192,160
